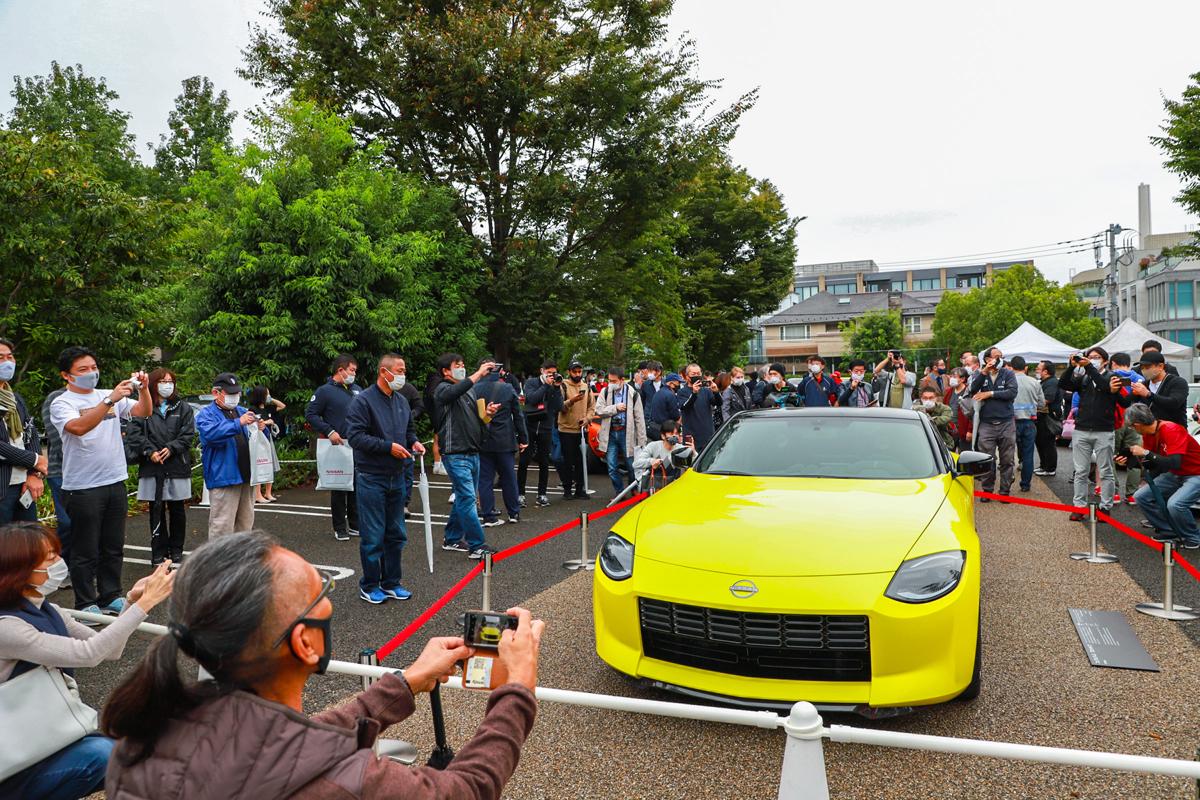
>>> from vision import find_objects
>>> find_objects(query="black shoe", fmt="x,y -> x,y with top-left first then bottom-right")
535,495 -> 550,507
979,497 -> 991,503
1019,486 -> 1031,492
573,491 -> 588,499
333,529 -> 351,542
482,518 -> 505,528
508,514 -> 520,524
442,539 -> 470,553
469,544 -> 498,560
1180,540 -> 1200,550
519,496 -> 527,508
1152,531 -> 1181,542
562,490 -> 573,501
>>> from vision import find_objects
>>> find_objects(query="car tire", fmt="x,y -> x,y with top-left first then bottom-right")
954,617 -> 982,702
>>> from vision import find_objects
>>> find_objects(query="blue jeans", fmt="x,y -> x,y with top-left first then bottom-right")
1015,419 -> 1036,490
355,471 -> 408,591
47,476 -> 73,565
478,451 -> 519,520
0,734 -> 113,800
606,429 -> 634,495
443,453 -> 485,549
0,483 -> 38,525
400,456 -> 414,510
1134,472 -> 1200,543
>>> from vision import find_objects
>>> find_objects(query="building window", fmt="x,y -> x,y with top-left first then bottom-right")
1166,329 -> 1196,349
796,285 -> 818,301
865,282 -> 887,293
1173,281 -> 1194,320
903,316 -> 922,334
912,278 -> 941,291
779,324 -> 810,341
957,275 -> 982,289
891,279 -> 907,291
829,282 -> 855,295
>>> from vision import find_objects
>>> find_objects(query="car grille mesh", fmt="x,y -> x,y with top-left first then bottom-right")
638,598 -> 871,682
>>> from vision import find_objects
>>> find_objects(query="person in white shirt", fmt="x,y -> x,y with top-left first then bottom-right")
49,347 -> 151,615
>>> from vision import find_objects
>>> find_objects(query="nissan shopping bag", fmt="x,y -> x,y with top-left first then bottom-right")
248,426 -> 277,486
316,437 -> 355,491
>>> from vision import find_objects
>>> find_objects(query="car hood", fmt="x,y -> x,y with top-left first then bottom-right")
628,470 -> 949,577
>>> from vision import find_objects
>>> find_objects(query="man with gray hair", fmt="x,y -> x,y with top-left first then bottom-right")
1117,403 -> 1200,549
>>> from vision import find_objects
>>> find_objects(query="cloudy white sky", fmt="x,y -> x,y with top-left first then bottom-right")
2,0 -> 1198,285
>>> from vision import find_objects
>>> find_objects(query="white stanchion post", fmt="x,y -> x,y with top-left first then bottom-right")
580,428 -> 591,495
563,512 -> 594,571
1070,498 -> 1117,564
777,702 -> 830,800
360,649 -> 379,691
1136,541 -> 1199,621
482,551 -> 493,611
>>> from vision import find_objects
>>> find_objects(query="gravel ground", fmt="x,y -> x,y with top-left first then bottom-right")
386,479 -> 1200,799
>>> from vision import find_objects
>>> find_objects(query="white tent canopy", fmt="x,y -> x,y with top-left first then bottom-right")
1089,317 -> 1192,362
988,322 -> 1079,363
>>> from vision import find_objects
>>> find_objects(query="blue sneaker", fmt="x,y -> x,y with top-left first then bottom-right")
359,587 -> 388,604
382,585 -> 412,601
78,604 -> 103,626
101,597 -> 126,616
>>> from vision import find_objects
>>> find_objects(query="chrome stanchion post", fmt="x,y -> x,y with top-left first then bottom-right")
1071,497 -> 1117,564
481,552 -> 493,612
359,649 -> 379,691
580,428 -> 592,496
563,512 -> 595,571
1136,541 -> 1199,620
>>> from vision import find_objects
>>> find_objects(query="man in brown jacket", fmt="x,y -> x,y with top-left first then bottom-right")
557,361 -> 595,500
595,366 -> 647,497
103,531 -> 542,799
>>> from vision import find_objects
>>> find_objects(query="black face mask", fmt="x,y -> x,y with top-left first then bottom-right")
290,616 -> 332,675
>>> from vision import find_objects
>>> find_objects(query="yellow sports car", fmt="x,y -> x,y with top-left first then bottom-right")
593,407 -> 992,714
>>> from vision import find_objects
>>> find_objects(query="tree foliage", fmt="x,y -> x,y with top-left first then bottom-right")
153,75 -> 237,192
1153,70 -> 1200,257
841,310 -> 905,364
172,101 -> 485,403
930,263 -> 1105,355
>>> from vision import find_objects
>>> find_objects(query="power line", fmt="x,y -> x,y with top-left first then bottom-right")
873,243 -> 1102,271
874,234 -> 1103,268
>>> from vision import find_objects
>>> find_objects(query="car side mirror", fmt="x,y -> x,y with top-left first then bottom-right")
956,450 -> 994,477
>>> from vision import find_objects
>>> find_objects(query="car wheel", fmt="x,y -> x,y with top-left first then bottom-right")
954,617 -> 982,702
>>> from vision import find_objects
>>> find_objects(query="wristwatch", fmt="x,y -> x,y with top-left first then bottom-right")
102,397 -> 116,408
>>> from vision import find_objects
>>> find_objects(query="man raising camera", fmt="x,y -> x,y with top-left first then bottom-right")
872,350 -> 915,409
1117,403 -> 1200,549
1059,347 -> 1129,519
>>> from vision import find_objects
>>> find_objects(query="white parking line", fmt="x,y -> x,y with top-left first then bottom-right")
122,545 -> 358,580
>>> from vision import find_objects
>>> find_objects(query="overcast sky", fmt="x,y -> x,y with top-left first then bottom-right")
2,0 -> 1198,285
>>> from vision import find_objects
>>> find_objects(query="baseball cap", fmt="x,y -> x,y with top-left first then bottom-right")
569,360 -> 584,370
664,372 -> 684,384
1138,351 -> 1166,366
213,372 -> 241,392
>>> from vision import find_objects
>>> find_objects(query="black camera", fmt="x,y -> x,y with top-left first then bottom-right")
551,372 -> 563,384
1117,448 -> 1143,467
462,610 -> 518,649
690,375 -> 703,385
490,362 -> 505,373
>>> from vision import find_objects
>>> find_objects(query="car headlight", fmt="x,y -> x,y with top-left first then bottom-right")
884,550 -> 965,603
599,533 -> 634,581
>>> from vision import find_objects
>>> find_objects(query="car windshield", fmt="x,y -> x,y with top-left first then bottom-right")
694,414 -> 939,480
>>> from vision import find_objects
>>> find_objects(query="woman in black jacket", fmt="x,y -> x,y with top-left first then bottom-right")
126,370 -> 195,565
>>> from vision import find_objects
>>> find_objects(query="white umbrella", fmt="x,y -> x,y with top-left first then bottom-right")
580,425 -> 590,496
419,454 -> 434,573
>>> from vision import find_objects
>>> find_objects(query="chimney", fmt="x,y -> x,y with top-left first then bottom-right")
887,291 -> 903,311
1138,183 -> 1152,249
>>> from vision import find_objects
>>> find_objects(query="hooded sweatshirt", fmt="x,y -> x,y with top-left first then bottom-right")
105,673 -> 536,800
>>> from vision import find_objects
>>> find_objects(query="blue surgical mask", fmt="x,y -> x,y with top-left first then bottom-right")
72,370 -> 101,391
0,361 -> 14,382
451,367 -> 467,381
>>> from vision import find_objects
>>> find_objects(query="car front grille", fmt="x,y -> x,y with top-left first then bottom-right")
638,598 -> 871,682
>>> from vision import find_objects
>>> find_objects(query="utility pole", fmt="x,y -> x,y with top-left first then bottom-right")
1105,223 -> 1124,331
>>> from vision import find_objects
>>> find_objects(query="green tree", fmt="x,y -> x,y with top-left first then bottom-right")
6,62 -> 147,190
0,130 -> 172,403
173,100 -> 484,403
153,75 -> 237,192
841,310 -> 905,364
930,263 -> 1104,355
675,159 -> 798,368
242,0 -> 749,363
1153,70 -> 1200,257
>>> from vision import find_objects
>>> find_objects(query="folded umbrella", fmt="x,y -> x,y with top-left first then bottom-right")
419,453 -> 434,574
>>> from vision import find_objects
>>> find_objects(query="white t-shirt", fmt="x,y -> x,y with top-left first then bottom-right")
50,390 -> 136,491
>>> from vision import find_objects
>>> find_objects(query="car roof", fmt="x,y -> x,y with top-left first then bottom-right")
737,406 -> 923,421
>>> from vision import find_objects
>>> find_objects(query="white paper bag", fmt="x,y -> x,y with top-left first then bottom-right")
248,426 -> 277,486
316,437 -> 355,491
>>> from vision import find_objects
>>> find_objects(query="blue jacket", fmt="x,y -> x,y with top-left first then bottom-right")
477,374 -> 528,452
639,380 -> 660,411
197,402 -> 249,489
649,384 -> 681,425
305,379 -> 363,437
521,375 -> 564,421
344,384 -> 418,476
798,374 -> 837,407
969,367 -> 1018,424
677,386 -> 718,450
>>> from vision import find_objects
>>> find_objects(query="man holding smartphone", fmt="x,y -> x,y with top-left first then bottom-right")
1059,347 -> 1130,519
0,338 -> 47,524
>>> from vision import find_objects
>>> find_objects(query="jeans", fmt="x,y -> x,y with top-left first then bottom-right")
0,483 -> 38,524
1034,416 -> 1059,472
443,453 -> 485,549
330,488 -> 358,535
605,429 -> 634,495
559,430 -> 585,496
63,480 -> 127,609
149,499 -> 187,564
1072,430 -> 1115,509
1134,472 -> 1200,543
1015,419 -> 1036,489
400,457 -> 414,510
355,471 -> 408,591
0,734 -> 113,800
974,418 -> 1016,494
479,450 -> 519,520
518,416 -> 554,496
47,476 -> 73,565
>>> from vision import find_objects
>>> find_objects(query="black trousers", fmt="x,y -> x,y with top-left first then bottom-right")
1035,416 -> 1058,472
63,480 -> 127,610
331,489 -> 358,534
559,431 -> 584,496
518,416 -> 554,496
148,499 -> 187,564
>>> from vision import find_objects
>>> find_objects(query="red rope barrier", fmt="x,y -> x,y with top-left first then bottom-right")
1173,551 -> 1200,582
589,492 -> 649,520
376,563 -> 484,660
973,490 -> 1084,515
494,518 -> 581,563
1096,512 -> 1165,553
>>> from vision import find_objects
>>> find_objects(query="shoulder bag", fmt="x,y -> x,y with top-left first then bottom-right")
0,664 -> 99,780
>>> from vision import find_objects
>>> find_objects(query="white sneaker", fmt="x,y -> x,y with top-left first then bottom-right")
448,492 -> 456,504
433,461 -> 447,476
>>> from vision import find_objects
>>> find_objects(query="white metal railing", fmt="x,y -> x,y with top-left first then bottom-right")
62,609 -> 1200,796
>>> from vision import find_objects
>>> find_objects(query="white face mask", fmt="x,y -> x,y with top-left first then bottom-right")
949,377 -> 960,388
342,372 -> 356,386
72,370 -> 101,391
922,399 -> 936,408
221,392 -> 241,409
157,382 -> 175,399
451,367 -> 467,381
808,364 -> 822,374
32,558 -> 70,597
388,371 -> 406,391
732,377 -> 745,387
648,372 -> 659,382
1089,359 -> 1102,370
851,371 -> 865,382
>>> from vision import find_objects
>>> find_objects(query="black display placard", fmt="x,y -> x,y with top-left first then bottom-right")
1068,609 -> 1160,672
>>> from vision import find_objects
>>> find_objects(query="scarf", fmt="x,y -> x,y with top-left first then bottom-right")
0,384 -> 23,442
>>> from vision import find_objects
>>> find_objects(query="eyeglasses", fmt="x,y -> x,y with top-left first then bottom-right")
272,570 -> 335,649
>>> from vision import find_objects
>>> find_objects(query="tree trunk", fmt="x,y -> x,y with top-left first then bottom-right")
612,313 -> 627,368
